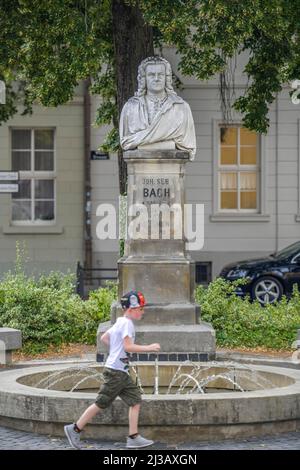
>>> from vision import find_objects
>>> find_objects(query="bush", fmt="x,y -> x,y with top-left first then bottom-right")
0,268 -> 117,354
37,270 -> 76,292
195,277 -> 300,350
87,281 -> 118,322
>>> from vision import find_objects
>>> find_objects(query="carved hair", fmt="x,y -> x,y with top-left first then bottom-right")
135,56 -> 176,97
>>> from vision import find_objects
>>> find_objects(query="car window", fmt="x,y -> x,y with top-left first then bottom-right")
274,242 -> 300,260
291,253 -> 300,263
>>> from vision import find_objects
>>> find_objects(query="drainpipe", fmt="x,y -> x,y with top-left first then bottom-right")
83,78 -> 92,274
275,94 -> 279,252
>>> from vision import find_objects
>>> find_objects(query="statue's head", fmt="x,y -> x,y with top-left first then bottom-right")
135,56 -> 176,97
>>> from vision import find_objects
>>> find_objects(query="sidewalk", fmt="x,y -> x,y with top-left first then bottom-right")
0,425 -> 299,450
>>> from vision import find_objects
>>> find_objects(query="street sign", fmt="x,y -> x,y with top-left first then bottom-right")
91,151 -> 109,160
0,184 -> 18,193
0,171 -> 19,181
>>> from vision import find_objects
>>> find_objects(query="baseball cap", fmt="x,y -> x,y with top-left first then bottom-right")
121,290 -> 146,310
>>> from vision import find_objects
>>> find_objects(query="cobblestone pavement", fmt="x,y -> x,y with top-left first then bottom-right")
0,426 -> 299,450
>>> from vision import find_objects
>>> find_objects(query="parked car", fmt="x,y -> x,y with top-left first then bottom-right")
219,241 -> 300,305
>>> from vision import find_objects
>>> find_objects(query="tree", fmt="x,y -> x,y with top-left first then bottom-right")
139,0 -> 300,133
0,0 -> 154,193
1,0 -> 300,191
112,1 -> 153,192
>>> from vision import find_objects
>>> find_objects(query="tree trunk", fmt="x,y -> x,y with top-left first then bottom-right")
112,0 -> 154,194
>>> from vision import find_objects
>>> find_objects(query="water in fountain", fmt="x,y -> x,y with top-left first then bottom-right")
166,363 -> 243,394
130,364 -> 145,394
34,366 -> 104,391
31,360 -> 278,395
167,360 -> 277,394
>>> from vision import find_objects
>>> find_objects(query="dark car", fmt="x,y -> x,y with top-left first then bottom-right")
219,241 -> 300,305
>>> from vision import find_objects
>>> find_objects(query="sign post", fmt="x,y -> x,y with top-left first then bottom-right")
0,172 -> 19,193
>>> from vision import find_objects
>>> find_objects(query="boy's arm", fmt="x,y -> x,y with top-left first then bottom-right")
100,331 -> 110,346
123,336 -> 160,353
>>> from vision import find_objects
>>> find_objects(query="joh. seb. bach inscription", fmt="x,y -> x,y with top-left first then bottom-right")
142,176 -> 172,204
137,175 -> 176,236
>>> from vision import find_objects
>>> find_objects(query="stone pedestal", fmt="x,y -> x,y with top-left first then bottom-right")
0,328 -> 22,365
97,150 -> 215,362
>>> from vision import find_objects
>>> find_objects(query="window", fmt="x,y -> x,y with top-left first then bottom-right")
11,129 -> 55,224
291,253 -> 300,264
195,262 -> 212,285
219,126 -> 259,212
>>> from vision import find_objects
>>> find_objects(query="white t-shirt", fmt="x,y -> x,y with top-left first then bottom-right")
104,316 -> 135,373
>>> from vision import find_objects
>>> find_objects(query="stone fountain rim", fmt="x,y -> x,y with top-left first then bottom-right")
1,362 -> 300,442
1,362 -> 300,401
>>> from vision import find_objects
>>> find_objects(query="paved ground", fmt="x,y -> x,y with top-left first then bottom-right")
0,425 -> 299,450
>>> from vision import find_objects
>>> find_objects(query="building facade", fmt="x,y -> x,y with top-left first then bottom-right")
0,50 -> 299,286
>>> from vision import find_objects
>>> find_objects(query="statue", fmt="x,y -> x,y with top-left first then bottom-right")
119,56 -> 196,160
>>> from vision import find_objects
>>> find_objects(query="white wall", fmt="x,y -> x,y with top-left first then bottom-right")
0,99 -> 85,276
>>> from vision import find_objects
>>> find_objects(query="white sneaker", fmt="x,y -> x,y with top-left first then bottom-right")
64,424 -> 82,449
126,434 -> 154,448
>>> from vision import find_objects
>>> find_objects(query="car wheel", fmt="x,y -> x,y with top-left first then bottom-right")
251,276 -> 284,305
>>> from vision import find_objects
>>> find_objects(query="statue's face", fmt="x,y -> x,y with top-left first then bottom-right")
145,63 -> 166,94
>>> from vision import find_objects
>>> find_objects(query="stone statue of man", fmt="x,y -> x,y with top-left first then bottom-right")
119,56 -> 196,160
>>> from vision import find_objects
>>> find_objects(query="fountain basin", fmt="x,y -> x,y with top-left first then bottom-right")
1,363 -> 300,443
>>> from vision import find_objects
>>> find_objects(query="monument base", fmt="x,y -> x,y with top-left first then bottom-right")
118,258 -> 195,305
96,149 -> 216,363
97,321 -> 216,362
110,301 -> 200,325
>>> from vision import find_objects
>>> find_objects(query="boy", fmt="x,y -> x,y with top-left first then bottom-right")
64,290 -> 160,449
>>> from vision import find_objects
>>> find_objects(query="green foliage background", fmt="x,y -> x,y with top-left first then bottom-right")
1,0 -> 300,141
1,244 -> 300,353
195,277 -> 300,350
1,268 -> 299,353
0,270 -> 117,353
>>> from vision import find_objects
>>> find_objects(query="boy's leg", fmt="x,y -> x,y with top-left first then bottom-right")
64,404 -> 101,449
76,403 -> 101,431
119,374 -> 153,448
128,403 -> 141,436
119,373 -> 142,436
126,403 -> 154,448
64,367 -> 120,449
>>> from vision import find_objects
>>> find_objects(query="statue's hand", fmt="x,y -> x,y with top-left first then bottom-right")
122,129 -> 148,150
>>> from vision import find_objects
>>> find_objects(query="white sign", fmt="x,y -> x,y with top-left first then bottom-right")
0,80 -> 5,105
0,172 -> 19,181
291,80 -> 300,105
0,184 -> 19,193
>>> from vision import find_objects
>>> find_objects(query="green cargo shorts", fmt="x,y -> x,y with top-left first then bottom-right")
95,367 -> 142,409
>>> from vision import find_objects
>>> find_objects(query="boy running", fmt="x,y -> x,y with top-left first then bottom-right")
64,290 -> 160,449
